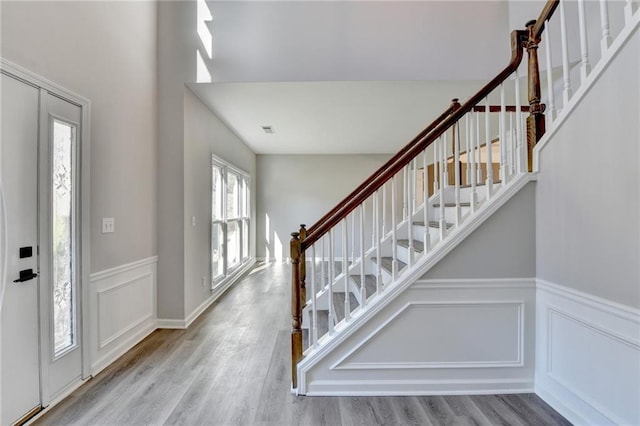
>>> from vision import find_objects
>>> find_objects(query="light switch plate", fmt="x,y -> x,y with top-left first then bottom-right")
102,217 -> 115,233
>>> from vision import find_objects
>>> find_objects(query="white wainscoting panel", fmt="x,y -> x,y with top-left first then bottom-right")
90,257 -> 157,375
535,280 -> 640,426
300,278 -> 535,396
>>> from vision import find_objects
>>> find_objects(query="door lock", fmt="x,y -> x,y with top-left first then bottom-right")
13,269 -> 38,283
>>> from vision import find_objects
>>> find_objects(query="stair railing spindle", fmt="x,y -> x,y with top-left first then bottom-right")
382,182 -> 387,236
342,218 -> 350,323
403,166 -> 409,219
515,69 -> 525,173
454,122 -> 461,227
328,229 -> 335,336
310,243 -> 318,348
475,110 -> 482,183
350,212 -> 355,263
470,112 -> 478,213
391,174 -> 399,280
559,0 -> 573,106
439,135 -> 446,241
599,0 -> 612,55
422,148 -> 431,252
577,0 -> 591,83
407,161 -> 415,267
500,83 -> 508,183
359,203 -> 366,307
374,190 -> 383,295
484,97 -> 494,198
544,19 -> 557,122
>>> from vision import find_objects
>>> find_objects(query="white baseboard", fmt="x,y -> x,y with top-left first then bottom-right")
158,258 -> 256,330
89,256 -> 158,376
535,279 -> 640,426
306,378 -> 534,396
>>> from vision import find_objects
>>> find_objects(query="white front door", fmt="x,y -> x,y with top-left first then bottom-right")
1,70 -> 85,425
1,70 -> 42,426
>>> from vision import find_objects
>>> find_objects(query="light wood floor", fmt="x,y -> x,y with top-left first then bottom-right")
34,262 -> 571,426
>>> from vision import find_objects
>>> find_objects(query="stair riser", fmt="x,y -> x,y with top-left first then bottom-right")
412,225 -> 442,245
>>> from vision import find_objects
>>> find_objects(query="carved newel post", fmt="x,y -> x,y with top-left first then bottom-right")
299,224 -> 307,307
525,19 -> 546,172
290,232 -> 303,389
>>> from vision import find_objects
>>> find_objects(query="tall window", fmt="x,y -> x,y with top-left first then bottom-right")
211,155 -> 251,287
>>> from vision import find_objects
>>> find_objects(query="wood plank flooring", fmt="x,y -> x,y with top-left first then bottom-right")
33,262 -> 571,426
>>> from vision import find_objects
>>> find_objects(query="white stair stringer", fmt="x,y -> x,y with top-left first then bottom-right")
296,173 -> 536,396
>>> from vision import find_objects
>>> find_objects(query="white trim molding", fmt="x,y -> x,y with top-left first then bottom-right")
535,279 -> 640,426
89,256 -> 157,375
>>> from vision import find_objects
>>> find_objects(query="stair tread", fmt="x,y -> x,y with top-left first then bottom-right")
351,274 -> 378,298
413,220 -> 454,229
397,239 -> 425,253
372,256 -> 407,274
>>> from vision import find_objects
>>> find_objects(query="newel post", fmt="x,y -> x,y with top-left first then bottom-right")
290,232 -> 303,389
525,19 -> 546,172
299,224 -> 307,307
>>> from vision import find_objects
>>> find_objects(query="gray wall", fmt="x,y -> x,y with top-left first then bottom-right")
424,182 -> 536,280
157,1 -> 257,320
535,31 -> 639,308
183,87 -> 256,318
256,154 -> 390,261
0,1 -> 158,272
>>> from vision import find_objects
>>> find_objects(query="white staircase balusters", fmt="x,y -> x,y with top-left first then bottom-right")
465,114 -> 471,185
350,212 -> 355,264
599,0 -> 612,54
544,19 -> 557,123
403,166 -> 408,220
515,69 -> 526,174
382,182 -> 387,236
328,230 -> 335,335
578,0 -> 591,83
374,189 -> 382,295
559,0 -> 573,106
484,97 -> 494,198
359,204 -> 366,307
500,84 -> 508,184
475,111 -> 483,183
310,244 -> 318,348
422,148 -> 431,253
391,175 -> 399,280
342,218 -> 350,323
439,135 -> 447,241
469,113 -> 478,213
442,130 -> 450,189
433,137 -> 439,195
454,122 -> 462,228
407,161 -> 415,267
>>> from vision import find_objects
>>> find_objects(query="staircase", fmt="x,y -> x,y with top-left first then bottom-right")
289,0 -> 639,396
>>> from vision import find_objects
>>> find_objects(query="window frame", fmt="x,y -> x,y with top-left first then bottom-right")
211,155 -> 251,289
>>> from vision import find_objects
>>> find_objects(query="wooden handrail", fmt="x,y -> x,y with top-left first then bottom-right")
532,0 -> 560,39
302,28 -> 529,250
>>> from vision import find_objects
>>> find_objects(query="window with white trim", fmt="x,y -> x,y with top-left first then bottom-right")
211,155 -> 251,287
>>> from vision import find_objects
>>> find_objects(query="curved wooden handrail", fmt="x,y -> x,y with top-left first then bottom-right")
307,98 -> 461,236
302,28 -> 529,250
532,0 -> 560,39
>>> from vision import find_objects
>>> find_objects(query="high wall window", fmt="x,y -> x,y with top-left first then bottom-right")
211,155 -> 250,287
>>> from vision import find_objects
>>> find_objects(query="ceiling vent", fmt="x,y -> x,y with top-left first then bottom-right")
261,125 -> 275,135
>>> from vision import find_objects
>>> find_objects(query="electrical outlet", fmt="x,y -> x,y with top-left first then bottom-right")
102,218 -> 115,233
201,276 -> 207,287
191,216 -> 196,227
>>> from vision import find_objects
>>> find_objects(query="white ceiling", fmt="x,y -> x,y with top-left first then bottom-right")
189,80 -> 485,154
190,1 -> 542,154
